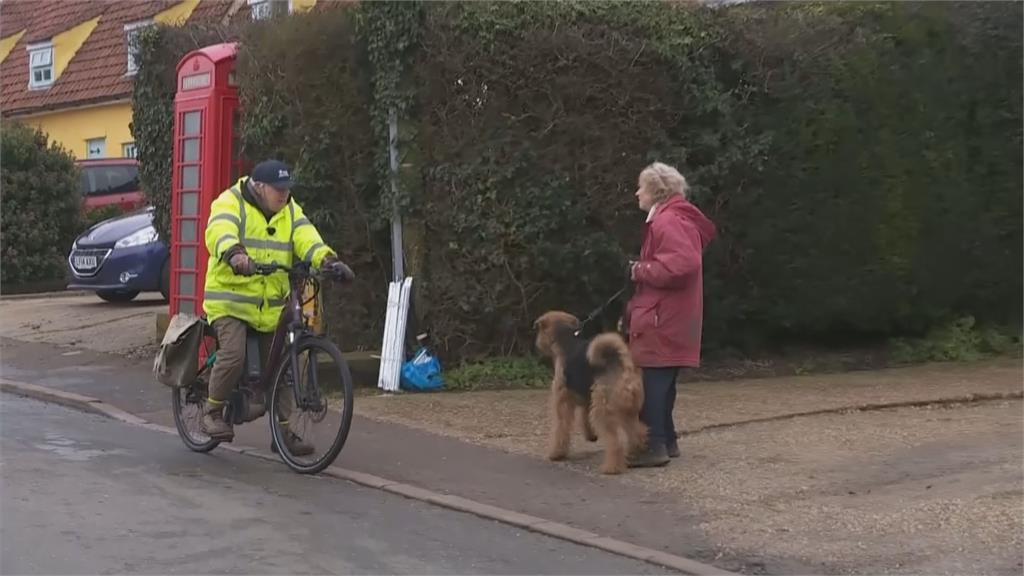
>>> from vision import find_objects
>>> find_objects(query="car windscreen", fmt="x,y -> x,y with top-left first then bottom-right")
79,165 -> 140,196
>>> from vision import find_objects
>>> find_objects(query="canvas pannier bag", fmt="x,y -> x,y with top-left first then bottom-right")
153,313 -> 206,388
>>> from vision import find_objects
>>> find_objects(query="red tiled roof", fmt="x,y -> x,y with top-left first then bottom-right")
25,2 -> 108,44
189,0 -> 242,24
229,1 -> 253,27
0,0 -> 35,40
1,0 -> 235,117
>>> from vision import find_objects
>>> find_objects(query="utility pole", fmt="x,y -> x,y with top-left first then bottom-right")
388,107 -> 404,281
377,106 -> 411,392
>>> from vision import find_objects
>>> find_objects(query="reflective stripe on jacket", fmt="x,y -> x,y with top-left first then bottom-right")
203,177 -> 334,332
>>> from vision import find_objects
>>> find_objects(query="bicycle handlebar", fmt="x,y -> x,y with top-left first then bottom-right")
252,261 -> 294,276
251,260 -> 349,282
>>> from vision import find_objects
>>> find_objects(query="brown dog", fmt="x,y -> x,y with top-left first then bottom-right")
534,311 -> 646,474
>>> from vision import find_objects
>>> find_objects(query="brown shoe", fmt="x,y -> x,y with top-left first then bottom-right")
272,427 -> 314,457
201,401 -> 234,441
628,444 -> 670,468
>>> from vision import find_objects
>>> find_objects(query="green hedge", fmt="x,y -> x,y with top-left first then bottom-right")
235,7 -> 388,349
132,1 -> 1022,362
410,1 -> 764,357
0,122 -> 82,285
717,1 -> 1023,345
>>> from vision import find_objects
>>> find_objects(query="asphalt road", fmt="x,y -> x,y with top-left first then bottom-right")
0,395 -> 667,575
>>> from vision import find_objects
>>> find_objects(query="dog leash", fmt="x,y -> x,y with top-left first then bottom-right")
575,286 -> 628,336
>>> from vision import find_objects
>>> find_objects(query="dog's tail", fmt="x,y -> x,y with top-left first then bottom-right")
586,333 -> 634,378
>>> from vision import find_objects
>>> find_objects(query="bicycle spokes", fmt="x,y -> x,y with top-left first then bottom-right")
270,336 -> 354,474
288,348 -> 326,421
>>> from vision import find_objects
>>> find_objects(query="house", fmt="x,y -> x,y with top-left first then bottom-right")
0,0 -> 317,160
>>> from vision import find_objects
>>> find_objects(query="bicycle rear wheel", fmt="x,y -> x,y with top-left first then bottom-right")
171,379 -> 220,453
269,336 -> 354,474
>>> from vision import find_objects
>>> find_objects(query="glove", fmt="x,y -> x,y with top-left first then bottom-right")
229,252 -> 254,276
322,254 -> 355,283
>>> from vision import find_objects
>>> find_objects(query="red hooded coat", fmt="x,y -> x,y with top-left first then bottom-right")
626,195 -> 716,368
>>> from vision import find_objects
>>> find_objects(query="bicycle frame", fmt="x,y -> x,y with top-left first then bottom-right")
176,260 -> 353,472
258,263 -> 318,396
190,261 -> 329,419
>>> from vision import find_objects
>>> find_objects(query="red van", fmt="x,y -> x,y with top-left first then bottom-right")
77,158 -> 146,213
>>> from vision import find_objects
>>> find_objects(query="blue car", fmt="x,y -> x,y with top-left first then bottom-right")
67,207 -> 170,303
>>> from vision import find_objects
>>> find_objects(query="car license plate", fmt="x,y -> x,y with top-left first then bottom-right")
74,255 -> 98,269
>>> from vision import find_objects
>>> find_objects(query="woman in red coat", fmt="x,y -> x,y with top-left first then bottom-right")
625,162 -> 716,467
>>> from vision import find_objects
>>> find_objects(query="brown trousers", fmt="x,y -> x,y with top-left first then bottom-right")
209,317 -> 293,419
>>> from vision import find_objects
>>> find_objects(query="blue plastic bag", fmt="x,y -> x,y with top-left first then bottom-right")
400,347 -> 445,391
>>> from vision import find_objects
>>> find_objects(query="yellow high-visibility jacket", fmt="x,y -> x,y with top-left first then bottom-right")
203,177 -> 334,332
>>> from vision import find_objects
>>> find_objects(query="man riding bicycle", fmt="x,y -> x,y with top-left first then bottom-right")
201,159 -> 354,453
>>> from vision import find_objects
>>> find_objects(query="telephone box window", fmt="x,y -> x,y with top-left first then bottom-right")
181,72 -> 211,91
180,247 -> 196,270
183,111 -> 202,135
182,166 -> 199,190
181,191 -> 199,216
178,272 -> 195,297
182,138 -> 200,162
179,220 -> 197,242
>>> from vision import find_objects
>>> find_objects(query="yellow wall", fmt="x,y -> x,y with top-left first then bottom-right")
24,102 -> 135,160
52,17 -> 100,79
0,30 -> 26,63
154,0 -> 202,26
291,0 -> 317,12
12,2 -> 207,162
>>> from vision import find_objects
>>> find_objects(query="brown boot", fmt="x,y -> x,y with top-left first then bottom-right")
272,425 -> 314,457
628,443 -> 670,468
201,400 -> 234,441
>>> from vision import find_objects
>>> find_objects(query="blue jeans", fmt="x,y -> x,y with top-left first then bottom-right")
640,367 -> 680,449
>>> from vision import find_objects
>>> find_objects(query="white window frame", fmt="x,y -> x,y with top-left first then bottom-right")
248,0 -> 272,20
124,20 -> 154,76
122,142 -> 138,159
86,137 -> 107,159
248,0 -> 295,19
27,41 -> 54,89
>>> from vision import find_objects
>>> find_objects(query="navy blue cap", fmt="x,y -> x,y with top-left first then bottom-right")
251,159 -> 295,190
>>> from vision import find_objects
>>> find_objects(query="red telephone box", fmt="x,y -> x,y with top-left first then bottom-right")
169,42 -> 245,319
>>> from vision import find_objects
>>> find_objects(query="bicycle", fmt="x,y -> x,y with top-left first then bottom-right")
171,260 -> 355,474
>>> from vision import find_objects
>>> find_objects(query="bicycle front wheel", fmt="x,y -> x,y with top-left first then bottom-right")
269,336 -> 354,474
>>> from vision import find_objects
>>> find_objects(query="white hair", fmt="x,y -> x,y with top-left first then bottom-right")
640,162 -> 689,202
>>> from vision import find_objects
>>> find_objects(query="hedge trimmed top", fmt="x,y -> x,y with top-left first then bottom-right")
130,1 -> 1022,361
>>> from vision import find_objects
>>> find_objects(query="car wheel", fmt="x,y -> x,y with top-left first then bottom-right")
97,290 -> 140,303
159,258 -> 170,302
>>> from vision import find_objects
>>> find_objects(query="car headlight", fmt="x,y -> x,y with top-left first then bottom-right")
115,225 -> 159,249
